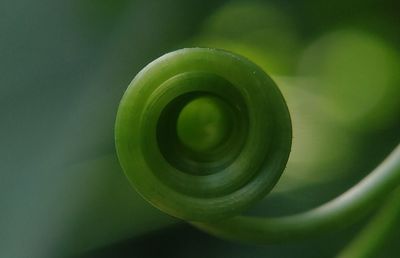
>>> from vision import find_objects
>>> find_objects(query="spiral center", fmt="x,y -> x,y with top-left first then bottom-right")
154,76 -> 249,176
176,96 -> 233,153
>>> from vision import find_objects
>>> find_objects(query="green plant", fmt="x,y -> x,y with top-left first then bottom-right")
115,48 -> 400,256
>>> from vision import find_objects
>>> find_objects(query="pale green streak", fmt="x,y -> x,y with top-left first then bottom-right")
194,144 -> 400,243
337,187 -> 400,258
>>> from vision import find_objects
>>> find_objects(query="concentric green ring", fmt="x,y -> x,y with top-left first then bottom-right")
115,48 -> 292,221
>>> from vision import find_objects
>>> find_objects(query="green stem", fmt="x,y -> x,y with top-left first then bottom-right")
336,186 -> 400,258
115,48 -> 292,222
115,48 -> 400,247
194,144 -> 400,243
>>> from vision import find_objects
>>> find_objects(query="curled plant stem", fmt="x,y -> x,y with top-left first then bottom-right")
194,144 -> 400,243
115,48 -> 292,222
337,186 -> 400,258
115,47 -> 400,246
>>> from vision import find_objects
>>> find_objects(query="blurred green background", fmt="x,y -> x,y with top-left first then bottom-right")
1,0 -> 399,257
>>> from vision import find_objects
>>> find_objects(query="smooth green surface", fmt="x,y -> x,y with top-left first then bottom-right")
115,48 -> 292,221
195,144 -> 400,243
115,47 -> 400,246
177,95 -> 233,153
3,0 -> 400,257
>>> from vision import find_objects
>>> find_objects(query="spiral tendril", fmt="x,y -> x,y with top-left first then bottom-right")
115,48 -> 400,243
115,48 -> 291,221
